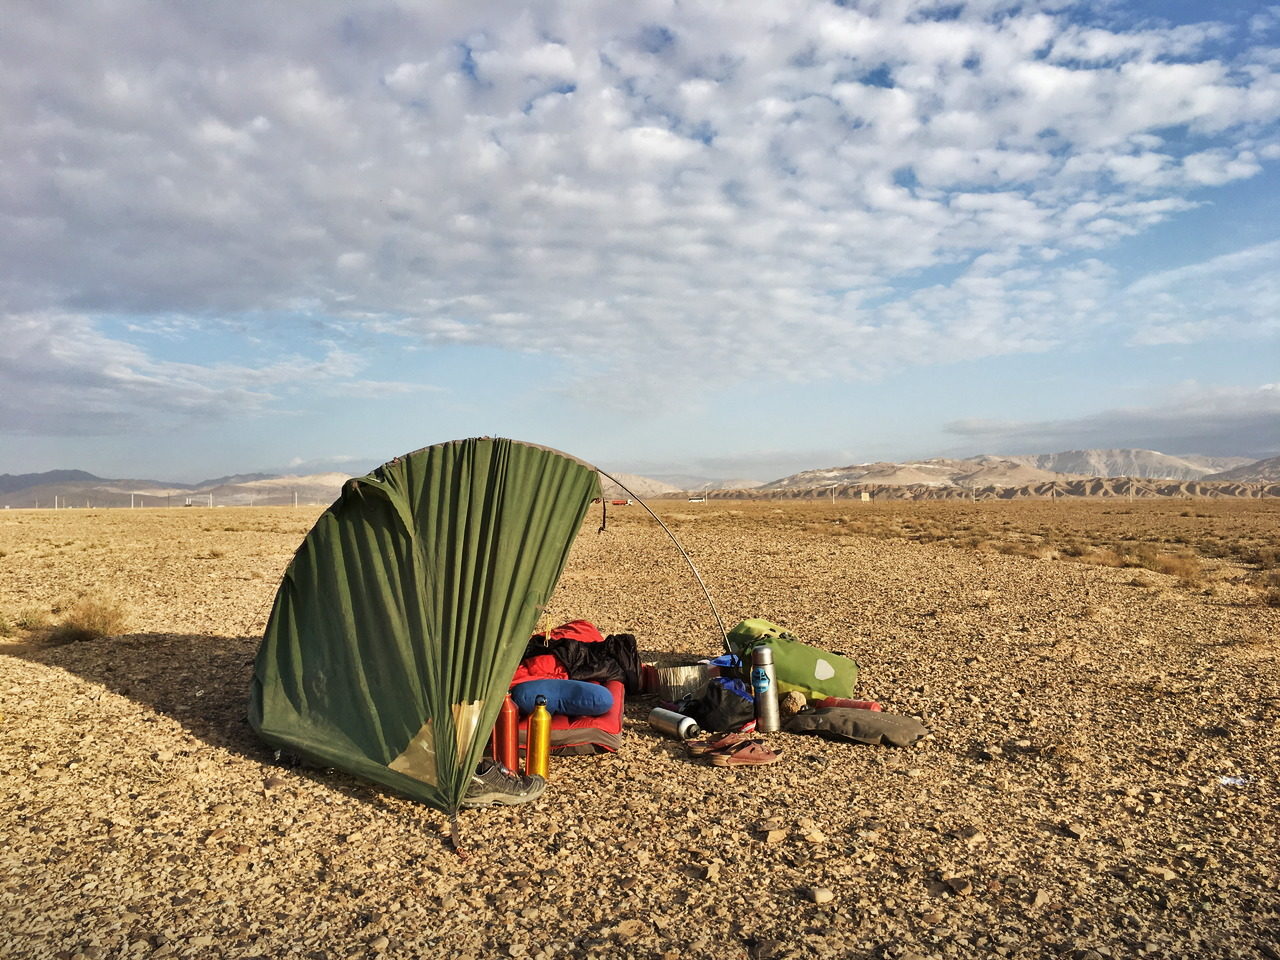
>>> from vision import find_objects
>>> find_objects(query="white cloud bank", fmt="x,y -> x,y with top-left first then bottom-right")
1,0 -> 1279,432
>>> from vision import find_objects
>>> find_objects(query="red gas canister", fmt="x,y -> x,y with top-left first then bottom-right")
490,693 -> 520,772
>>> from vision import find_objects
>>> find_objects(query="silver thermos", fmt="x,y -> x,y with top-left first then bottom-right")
648,707 -> 701,740
751,646 -> 780,733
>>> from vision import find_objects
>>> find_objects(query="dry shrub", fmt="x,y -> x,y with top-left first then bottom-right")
1260,576 -> 1280,608
1058,539 -> 1091,558
47,595 -> 130,643
1080,548 -> 1124,568
1246,546 -> 1280,570
1000,542 -> 1052,560
1152,553 -> 1204,586
1123,543 -> 1160,569
0,612 -> 11,637
15,607 -> 51,630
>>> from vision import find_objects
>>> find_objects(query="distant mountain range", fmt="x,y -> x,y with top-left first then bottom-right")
757,449 -> 1258,491
1202,455 -> 1280,482
0,470 -> 353,509
1,448 -> 1276,508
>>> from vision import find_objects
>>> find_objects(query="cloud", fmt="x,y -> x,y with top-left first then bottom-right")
1,0 -> 1279,414
945,383 -> 1280,458
0,314 -> 430,436
0,314 -> 273,435
1123,240 -> 1280,345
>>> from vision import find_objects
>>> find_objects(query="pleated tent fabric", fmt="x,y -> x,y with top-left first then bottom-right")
248,438 -> 602,815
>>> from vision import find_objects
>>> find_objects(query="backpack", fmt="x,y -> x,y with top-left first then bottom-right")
726,618 -> 860,702
676,677 -> 755,732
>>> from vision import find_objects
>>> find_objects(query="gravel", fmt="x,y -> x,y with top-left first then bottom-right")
1,501 -> 1278,960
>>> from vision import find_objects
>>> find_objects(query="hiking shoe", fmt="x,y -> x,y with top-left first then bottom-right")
462,760 -> 547,808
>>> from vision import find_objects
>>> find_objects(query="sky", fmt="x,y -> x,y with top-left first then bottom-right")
2,0 -> 1279,484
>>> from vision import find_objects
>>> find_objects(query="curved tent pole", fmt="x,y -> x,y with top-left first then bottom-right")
596,469 -> 731,656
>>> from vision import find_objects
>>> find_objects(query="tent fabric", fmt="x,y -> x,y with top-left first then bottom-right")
248,437 -> 602,815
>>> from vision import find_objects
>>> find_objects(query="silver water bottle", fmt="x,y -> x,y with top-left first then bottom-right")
751,646 -> 780,733
648,707 -> 701,740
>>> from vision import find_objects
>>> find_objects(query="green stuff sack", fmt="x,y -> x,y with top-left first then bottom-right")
726,618 -> 860,702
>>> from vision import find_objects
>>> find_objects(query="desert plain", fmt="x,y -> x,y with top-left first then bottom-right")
1,499 -> 1278,960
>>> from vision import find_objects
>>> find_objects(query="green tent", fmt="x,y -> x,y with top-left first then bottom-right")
248,437 -> 602,816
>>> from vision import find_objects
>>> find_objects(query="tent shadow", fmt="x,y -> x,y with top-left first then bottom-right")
6,630 -> 706,825
4,630 -> 420,815
7,630 -> 269,757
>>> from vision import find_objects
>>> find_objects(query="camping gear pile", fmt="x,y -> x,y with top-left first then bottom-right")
511,619 -> 641,756
658,617 -> 928,756
248,436 -> 926,838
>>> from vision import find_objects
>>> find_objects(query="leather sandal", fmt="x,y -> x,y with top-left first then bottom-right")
708,740 -> 781,767
686,732 -> 754,757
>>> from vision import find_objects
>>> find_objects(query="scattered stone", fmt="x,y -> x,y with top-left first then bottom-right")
1032,890 -> 1051,908
1063,822 -> 1087,840
747,939 -> 782,959
369,936 -> 389,953
808,887 -> 835,905
615,919 -> 645,939
780,691 -> 807,717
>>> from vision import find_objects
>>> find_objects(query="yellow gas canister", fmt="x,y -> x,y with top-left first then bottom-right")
525,695 -> 552,779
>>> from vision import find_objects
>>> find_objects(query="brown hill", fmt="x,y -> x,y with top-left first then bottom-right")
707,478 -> 1280,501
1205,456 -> 1280,482
761,457 -> 1065,490
1003,448 -> 1252,480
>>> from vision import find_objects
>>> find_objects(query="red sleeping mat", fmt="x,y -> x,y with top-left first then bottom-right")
517,680 -> 625,756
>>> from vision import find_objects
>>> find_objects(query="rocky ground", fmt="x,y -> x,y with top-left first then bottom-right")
1,501 -> 1278,960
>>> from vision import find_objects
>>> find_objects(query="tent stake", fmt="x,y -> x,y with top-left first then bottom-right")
449,814 -> 468,858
